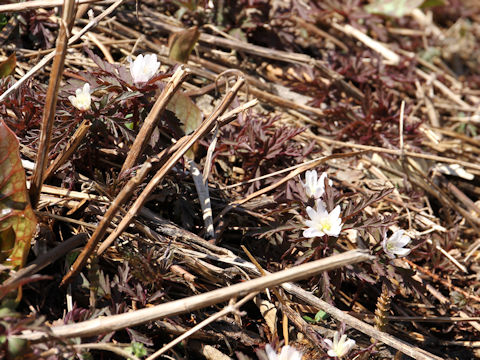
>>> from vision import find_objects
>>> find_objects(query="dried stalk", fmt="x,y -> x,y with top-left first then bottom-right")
96,76 -> 246,255
0,0 -> 100,13
2,234 -> 87,290
44,119 -> 92,180
405,259 -> 480,304
61,162 -> 152,285
121,65 -> 189,173
188,159 -> 215,239
292,15 -> 348,51
18,250 -> 372,341
0,0 -> 125,102
310,133 -> 480,172
146,292 -> 258,360
29,0 -> 76,208
241,245 -> 289,343
331,23 -> 401,65
212,151 -> 366,240
72,343 -> 140,360
282,282 -> 443,360
132,9 -> 364,100
108,18 -> 357,114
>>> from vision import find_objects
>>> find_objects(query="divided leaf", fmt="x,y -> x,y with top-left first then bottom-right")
0,119 -> 37,271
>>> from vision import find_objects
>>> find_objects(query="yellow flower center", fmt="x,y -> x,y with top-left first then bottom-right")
317,219 -> 331,232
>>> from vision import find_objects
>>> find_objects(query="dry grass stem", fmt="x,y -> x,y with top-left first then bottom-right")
3,2 -> 480,358
44,119 -> 92,180
282,283 -> 443,360
97,77 -> 246,255
0,0 -> 125,102
0,0 -> 102,13
29,0 -> 76,207
19,250 -> 372,341
61,162 -> 152,285
146,292 -> 259,360
121,65 -> 189,173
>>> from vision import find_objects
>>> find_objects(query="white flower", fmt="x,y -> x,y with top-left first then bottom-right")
382,230 -> 411,259
301,170 -> 331,199
303,202 -> 343,238
129,53 -> 160,84
324,331 -> 356,358
68,83 -> 91,111
265,344 -> 303,360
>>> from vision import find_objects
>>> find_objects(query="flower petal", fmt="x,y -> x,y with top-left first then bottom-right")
385,251 -> 396,259
330,205 -> 341,218
327,349 -> 337,357
306,170 -> 316,183
389,230 -> 403,242
314,201 -> 328,215
279,345 -> 303,360
303,227 -> 323,238
395,235 -> 411,247
343,339 -> 356,353
305,206 -> 317,220
393,248 -> 411,257
265,344 -> 278,360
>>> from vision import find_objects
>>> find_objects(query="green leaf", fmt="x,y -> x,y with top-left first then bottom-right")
314,310 -> 329,322
6,336 -> 29,359
0,119 -> 37,273
99,94 -> 109,110
126,342 -> 147,357
0,53 -> 16,78
166,91 -> 203,159
80,351 -> 93,360
303,310 -> 329,324
0,14 -> 8,28
112,90 -> 143,103
0,226 -> 15,263
365,0 -> 424,17
420,0 -> 445,8
418,47 -> 441,62
65,251 -> 79,267
229,28 -> 247,42
302,315 -> 314,323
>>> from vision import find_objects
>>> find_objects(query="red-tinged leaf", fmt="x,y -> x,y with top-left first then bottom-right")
0,118 -> 37,271
166,91 -> 203,158
0,53 -> 16,78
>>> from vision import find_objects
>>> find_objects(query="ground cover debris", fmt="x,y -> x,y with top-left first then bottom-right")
1,0 -> 480,359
